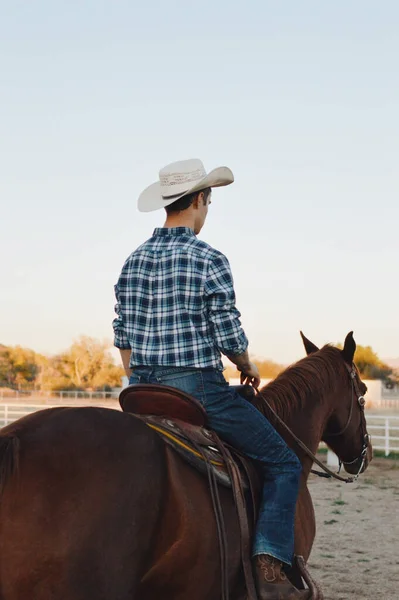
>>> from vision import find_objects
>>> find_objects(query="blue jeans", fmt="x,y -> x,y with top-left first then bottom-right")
129,366 -> 301,565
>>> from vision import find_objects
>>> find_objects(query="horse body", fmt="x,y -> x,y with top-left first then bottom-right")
0,334 -> 372,599
0,408 -> 243,600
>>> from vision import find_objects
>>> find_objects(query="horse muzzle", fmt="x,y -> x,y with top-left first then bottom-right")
343,441 -> 373,475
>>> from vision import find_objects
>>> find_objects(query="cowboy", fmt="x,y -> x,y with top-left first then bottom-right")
113,159 -> 309,600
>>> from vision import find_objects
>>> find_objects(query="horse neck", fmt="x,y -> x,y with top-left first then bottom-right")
259,358 -> 340,479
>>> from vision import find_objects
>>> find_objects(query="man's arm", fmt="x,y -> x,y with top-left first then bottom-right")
205,254 -> 260,387
119,349 -> 132,379
112,282 -> 132,378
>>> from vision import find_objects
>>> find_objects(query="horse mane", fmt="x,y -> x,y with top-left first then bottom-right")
254,345 -> 344,421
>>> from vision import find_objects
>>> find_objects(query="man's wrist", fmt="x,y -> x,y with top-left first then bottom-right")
227,350 -> 251,372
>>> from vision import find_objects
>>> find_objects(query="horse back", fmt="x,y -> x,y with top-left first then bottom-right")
0,406 -> 167,599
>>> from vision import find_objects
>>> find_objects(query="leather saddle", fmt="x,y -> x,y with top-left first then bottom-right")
119,383 -> 259,491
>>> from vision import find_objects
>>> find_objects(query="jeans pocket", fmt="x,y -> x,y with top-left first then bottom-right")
158,371 -> 205,403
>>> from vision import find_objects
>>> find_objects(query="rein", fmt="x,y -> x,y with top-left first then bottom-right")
255,363 -> 370,484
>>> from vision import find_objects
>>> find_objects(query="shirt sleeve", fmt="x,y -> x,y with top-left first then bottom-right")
204,253 -> 249,356
112,282 -> 131,350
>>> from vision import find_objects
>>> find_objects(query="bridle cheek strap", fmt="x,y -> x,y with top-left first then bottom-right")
323,364 -> 370,478
255,363 -> 370,484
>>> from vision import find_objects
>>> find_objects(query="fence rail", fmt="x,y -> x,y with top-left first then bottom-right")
0,390 -> 119,400
0,404 -> 49,428
0,406 -> 398,456
366,414 -> 399,456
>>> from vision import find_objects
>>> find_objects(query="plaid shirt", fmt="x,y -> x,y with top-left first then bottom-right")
113,227 -> 248,370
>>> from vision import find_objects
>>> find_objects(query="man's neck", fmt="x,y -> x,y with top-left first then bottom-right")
163,213 -> 195,231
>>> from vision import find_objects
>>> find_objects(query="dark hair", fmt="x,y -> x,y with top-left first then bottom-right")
165,187 -> 211,214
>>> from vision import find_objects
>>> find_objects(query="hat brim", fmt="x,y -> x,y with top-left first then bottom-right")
138,166 -> 234,213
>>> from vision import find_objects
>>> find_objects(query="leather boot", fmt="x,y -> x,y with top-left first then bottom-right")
254,555 -> 311,600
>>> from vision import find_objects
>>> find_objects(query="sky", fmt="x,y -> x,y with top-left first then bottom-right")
1,1 -> 398,365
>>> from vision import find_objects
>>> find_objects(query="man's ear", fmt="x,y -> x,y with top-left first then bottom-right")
192,192 -> 201,209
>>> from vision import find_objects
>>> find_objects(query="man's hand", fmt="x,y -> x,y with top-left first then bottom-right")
226,350 -> 260,389
239,361 -> 261,389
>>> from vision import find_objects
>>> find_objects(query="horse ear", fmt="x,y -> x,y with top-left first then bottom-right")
341,331 -> 356,364
300,331 -> 319,355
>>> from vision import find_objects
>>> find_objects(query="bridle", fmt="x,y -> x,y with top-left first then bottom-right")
321,362 -> 370,481
255,362 -> 371,484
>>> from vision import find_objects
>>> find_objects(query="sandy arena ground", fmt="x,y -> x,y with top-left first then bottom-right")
307,456 -> 399,600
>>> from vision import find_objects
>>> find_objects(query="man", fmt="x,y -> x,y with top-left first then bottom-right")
113,159 -> 309,600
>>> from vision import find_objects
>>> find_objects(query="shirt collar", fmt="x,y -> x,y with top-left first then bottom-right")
153,227 -> 196,238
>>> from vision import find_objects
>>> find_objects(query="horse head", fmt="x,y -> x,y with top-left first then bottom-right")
300,331 -> 372,476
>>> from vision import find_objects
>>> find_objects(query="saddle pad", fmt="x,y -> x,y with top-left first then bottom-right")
140,415 -> 259,492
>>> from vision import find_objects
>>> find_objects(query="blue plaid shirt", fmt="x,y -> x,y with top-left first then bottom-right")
113,227 -> 248,370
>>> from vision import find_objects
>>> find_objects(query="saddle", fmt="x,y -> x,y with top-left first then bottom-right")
119,383 -> 259,490
119,383 -> 261,600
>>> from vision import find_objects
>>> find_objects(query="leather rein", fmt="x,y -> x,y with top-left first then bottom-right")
255,363 -> 370,484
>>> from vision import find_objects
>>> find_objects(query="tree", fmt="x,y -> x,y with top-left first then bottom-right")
56,336 -> 124,390
352,345 -> 393,381
334,343 -> 393,381
36,353 -> 75,391
256,359 -> 285,378
0,338 -> 124,391
0,346 -> 40,389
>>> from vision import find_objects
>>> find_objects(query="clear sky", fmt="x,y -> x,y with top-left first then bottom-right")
1,1 -> 398,365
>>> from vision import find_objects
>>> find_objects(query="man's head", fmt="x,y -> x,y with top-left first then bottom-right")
165,187 -> 212,234
137,159 -> 233,214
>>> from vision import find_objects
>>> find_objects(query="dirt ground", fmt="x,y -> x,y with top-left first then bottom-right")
307,456 -> 399,600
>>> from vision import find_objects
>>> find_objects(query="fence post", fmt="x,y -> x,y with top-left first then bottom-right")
327,450 -> 339,467
385,419 -> 390,457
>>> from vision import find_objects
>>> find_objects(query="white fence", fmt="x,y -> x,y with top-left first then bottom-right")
0,390 -> 118,400
0,405 -> 398,457
366,414 -> 399,456
0,404 -> 57,428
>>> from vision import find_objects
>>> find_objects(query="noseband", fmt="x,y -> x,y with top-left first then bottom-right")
323,363 -> 370,481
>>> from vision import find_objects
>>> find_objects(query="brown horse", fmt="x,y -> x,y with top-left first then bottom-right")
0,332 -> 372,600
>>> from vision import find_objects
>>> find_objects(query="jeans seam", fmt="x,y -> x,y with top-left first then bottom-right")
155,368 -> 198,378
198,371 -> 207,406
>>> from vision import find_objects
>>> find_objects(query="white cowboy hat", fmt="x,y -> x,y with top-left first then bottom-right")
138,158 -> 234,213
